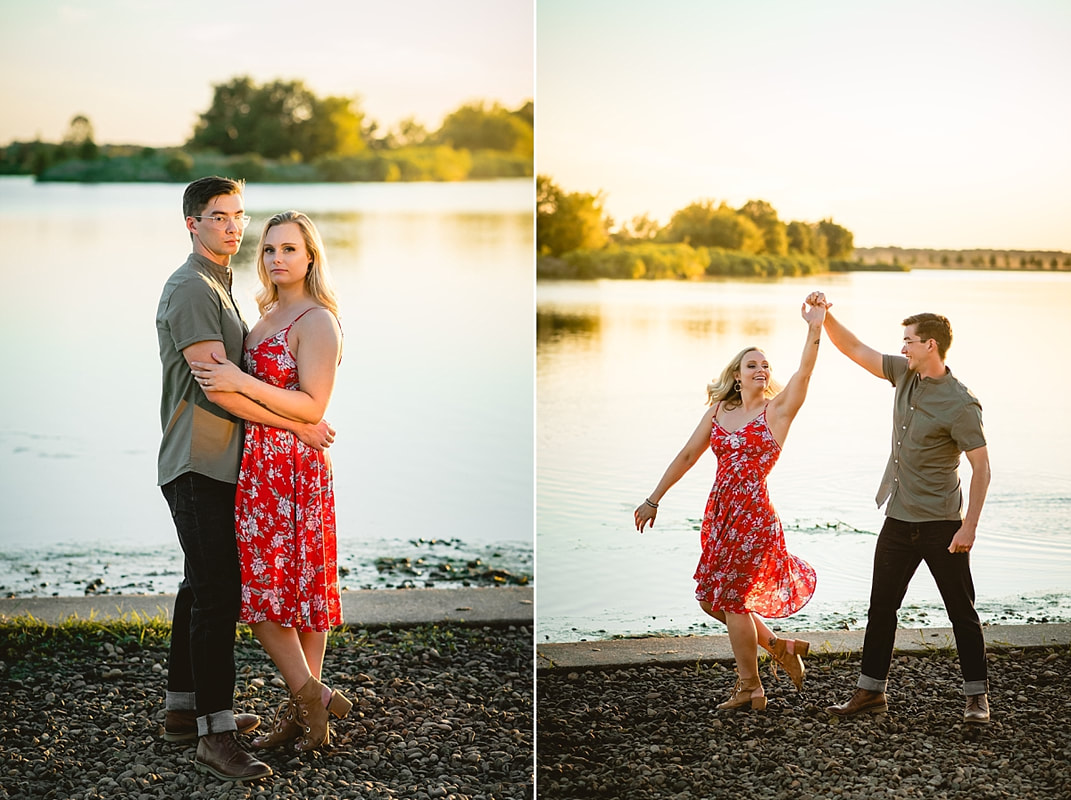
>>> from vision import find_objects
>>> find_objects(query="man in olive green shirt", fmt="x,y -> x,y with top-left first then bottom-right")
809,295 -> 992,725
156,176 -> 334,781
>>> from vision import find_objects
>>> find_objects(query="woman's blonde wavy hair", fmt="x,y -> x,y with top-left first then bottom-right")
706,346 -> 782,408
254,210 -> 340,317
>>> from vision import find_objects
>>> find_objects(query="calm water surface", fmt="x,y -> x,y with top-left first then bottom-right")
537,272 -> 1071,641
0,177 -> 533,596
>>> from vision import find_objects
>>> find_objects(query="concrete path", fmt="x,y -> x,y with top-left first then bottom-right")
537,622 -> 1071,671
0,586 -> 534,628
4,592 -> 1065,672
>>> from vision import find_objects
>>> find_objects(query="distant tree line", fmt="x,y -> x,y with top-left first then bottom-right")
855,246 -> 1070,271
0,76 -> 532,183
537,176 -> 863,280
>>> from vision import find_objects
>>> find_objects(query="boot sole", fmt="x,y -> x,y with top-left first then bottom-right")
194,758 -> 272,782
827,704 -> 888,717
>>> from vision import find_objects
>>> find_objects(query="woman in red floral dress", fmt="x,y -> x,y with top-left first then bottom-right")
635,298 -> 825,711
190,211 -> 350,750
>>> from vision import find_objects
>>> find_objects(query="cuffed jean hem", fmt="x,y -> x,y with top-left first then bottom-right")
964,679 -> 989,696
197,710 -> 238,737
858,674 -> 888,693
166,691 -> 197,712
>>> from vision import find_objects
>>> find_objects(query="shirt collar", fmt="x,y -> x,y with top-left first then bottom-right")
187,252 -> 232,285
916,365 -> 952,384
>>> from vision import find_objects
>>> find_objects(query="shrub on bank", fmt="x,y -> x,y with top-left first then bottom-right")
33,145 -> 526,183
557,243 -> 709,280
469,150 -> 533,178
540,242 -> 828,280
386,145 -> 473,181
705,248 -> 825,278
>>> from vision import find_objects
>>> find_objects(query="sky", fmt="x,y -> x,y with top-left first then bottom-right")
0,0 -> 532,146
537,0 -> 1071,251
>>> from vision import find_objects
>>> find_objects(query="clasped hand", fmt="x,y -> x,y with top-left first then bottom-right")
189,352 -> 245,392
805,291 -> 831,311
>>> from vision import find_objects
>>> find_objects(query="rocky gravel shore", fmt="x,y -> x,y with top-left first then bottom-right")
1,624 -> 533,800
538,645 -> 1071,799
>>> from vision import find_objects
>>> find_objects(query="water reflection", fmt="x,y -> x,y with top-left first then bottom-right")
536,311 -> 601,344
0,179 -> 534,584
537,272 -> 1071,642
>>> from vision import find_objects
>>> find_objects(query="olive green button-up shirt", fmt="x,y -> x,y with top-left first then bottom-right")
876,354 -> 986,522
156,253 -> 249,486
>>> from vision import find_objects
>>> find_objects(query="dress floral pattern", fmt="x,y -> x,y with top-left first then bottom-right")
235,313 -> 341,632
693,404 -> 816,617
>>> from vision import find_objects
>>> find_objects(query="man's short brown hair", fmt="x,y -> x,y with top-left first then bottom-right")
182,175 -> 245,219
903,312 -> 952,359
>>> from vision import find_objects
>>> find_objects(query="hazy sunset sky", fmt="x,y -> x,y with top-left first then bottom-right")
0,0 -> 532,146
537,0 -> 1071,250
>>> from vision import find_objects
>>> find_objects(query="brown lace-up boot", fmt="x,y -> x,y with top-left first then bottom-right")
291,675 -> 353,751
195,731 -> 272,781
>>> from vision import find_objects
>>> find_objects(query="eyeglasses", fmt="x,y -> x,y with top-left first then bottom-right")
193,214 -> 252,228
902,338 -> 927,345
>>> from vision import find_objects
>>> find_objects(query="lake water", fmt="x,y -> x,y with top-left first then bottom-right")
537,271 -> 1071,642
0,176 -> 533,597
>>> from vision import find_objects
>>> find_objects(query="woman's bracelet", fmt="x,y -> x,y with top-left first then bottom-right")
645,498 -> 659,509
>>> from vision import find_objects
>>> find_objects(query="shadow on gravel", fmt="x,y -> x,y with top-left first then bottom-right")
537,647 -> 1070,799
1,624 -> 533,800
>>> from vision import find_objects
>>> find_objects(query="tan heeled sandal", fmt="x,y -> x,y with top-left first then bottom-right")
250,699 -> 301,749
769,638 -> 810,691
292,675 -> 353,751
717,675 -> 767,711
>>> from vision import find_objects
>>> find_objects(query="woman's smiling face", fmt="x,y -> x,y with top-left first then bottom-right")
737,349 -> 770,389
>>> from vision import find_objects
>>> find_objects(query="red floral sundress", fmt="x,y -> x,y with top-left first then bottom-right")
693,403 -> 816,618
235,311 -> 342,632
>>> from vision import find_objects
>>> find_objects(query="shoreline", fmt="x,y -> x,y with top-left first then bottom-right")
0,586 -> 534,629
538,621 -> 1071,672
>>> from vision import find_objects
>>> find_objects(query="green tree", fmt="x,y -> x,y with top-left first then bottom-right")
663,200 -> 763,253
537,176 -> 609,257
188,76 -> 367,161
512,100 -> 534,129
304,95 -> 367,159
810,225 -> 829,259
612,213 -> 661,244
436,101 -> 533,156
31,140 -> 58,176
188,75 -> 258,155
786,220 -> 814,255
816,218 -> 854,259
385,117 -> 430,149
64,114 -> 98,160
738,199 -> 787,255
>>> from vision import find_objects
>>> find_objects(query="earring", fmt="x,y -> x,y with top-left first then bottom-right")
734,380 -> 742,392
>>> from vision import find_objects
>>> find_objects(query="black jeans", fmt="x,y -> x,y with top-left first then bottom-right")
161,473 -> 241,726
859,517 -> 988,696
